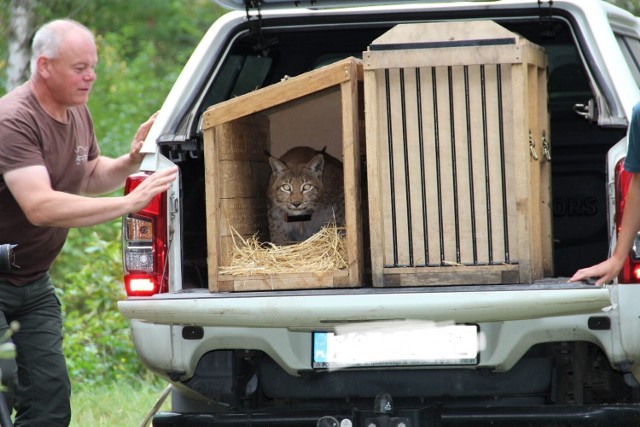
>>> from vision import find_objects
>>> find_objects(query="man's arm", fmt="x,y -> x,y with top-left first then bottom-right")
80,149 -> 142,196
4,164 -> 177,228
569,172 -> 640,285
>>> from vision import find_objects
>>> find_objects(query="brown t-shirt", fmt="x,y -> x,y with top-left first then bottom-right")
0,83 -> 100,286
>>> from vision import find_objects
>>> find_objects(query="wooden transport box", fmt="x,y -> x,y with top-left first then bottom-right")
363,21 -> 553,287
202,57 -> 364,292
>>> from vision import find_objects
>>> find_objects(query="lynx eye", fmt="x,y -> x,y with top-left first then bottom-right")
302,183 -> 313,192
280,184 -> 292,192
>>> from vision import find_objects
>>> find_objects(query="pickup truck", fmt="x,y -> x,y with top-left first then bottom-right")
118,1 -> 640,425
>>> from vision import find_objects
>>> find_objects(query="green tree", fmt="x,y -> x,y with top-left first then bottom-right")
610,0 -> 640,15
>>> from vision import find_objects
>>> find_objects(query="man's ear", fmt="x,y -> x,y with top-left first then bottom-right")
35,55 -> 51,78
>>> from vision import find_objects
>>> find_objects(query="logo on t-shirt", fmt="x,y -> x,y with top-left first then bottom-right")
75,145 -> 88,165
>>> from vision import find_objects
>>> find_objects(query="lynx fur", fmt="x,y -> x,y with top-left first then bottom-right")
267,146 -> 345,245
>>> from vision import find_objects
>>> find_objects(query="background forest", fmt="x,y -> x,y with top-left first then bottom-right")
0,0 -> 639,423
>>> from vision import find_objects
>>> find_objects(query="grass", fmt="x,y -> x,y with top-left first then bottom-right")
70,381 -> 171,427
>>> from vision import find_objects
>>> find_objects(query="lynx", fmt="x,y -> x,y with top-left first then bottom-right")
266,146 -> 345,245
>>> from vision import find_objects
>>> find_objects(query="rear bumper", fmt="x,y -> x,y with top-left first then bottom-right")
153,404 -> 640,426
118,284 -> 611,328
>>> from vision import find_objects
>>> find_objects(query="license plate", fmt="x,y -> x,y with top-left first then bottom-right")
313,322 -> 479,369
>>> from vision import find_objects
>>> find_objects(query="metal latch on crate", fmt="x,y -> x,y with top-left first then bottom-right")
529,130 -> 551,161
542,131 -> 551,161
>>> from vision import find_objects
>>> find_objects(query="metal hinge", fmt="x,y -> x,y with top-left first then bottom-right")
244,0 -> 276,54
574,99 -> 597,123
537,0 -> 554,24
156,133 -> 202,162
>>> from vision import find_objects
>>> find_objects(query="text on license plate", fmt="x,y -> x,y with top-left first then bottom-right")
313,322 -> 480,369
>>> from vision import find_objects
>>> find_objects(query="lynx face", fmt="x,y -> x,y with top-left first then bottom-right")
266,146 -> 344,245
268,153 -> 325,217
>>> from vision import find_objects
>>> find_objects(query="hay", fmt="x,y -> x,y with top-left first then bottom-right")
219,224 -> 348,275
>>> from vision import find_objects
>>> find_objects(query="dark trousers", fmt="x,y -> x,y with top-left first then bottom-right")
0,274 -> 71,427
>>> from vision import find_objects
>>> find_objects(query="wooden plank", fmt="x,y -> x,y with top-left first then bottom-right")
387,67 -> 411,266
452,66 -> 472,265
420,67 -> 441,266
204,124 -> 222,292
341,58 -> 364,285
219,199 -> 269,236
382,264 -> 520,286
370,21 -> 520,47
526,62 -> 544,281
403,67 -> 427,266
364,68 -> 386,287
364,45 -> 530,70
489,63 -> 517,266
203,57 -> 363,128
537,63 -> 554,276
433,66 -> 457,266
466,64 -> 488,265
205,115 -> 270,292
509,60 -> 534,283
217,271 -> 356,292
215,115 -> 270,161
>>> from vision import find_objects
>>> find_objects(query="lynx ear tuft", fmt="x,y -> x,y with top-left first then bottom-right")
305,154 -> 325,178
269,156 -> 289,175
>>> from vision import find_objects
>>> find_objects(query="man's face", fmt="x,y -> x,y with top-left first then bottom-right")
45,31 -> 98,107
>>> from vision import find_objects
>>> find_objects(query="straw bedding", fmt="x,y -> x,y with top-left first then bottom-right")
219,224 -> 348,275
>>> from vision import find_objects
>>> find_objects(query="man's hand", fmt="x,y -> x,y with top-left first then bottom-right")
125,167 -> 178,213
129,112 -> 159,165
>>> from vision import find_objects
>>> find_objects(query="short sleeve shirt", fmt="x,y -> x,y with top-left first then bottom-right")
624,102 -> 640,172
0,83 -> 100,286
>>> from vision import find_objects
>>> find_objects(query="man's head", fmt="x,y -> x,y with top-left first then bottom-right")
30,19 -> 97,109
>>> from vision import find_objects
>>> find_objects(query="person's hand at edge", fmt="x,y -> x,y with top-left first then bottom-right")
568,256 -> 625,286
129,111 -> 159,165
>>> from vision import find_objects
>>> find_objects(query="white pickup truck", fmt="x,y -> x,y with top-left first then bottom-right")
118,1 -> 640,425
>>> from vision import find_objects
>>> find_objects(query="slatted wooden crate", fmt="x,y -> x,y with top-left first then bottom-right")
363,21 -> 553,287
202,57 -> 364,292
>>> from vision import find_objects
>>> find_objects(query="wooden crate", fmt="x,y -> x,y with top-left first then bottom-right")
363,21 -> 552,287
202,57 -> 364,292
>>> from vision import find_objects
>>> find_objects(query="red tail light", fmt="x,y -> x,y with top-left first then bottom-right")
122,172 -> 168,296
615,159 -> 640,283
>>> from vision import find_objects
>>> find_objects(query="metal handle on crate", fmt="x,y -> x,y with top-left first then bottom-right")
528,131 -> 539,161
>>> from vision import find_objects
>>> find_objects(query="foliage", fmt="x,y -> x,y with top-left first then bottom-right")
87,32 -> 181,156
610,0 -> 640,15
52,221 -> 152,386
70,382 -> 170,427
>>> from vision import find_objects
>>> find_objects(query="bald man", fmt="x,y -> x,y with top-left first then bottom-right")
0,19 -> 176,425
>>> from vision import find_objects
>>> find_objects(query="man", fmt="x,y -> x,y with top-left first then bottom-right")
0,19 -> 177,425
569,102 -> 640,286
